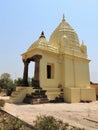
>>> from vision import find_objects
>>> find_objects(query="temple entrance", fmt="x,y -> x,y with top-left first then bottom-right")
22,54 -> 42,87
22,54 -> 49,104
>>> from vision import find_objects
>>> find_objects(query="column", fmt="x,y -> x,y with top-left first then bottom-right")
32,55 -> 42,88
22,59 -> 30,86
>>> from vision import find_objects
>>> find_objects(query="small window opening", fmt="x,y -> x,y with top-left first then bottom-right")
47,64 -> 54,79
47,65 -> 51,79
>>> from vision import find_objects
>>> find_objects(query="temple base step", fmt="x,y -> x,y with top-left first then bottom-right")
42,87 -> 64,101
23,88 -> 49,104
7,87 -> 33,103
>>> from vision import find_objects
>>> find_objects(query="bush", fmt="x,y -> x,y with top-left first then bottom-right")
0,99 -> 5,107
33,115 -> 85,130
2,117 -> 23,130
6,81 -> 16,96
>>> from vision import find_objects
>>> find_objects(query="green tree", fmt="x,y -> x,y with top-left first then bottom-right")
1,73 -> 11,81
14,77 -> 33,86
6,80 -> 16,96
0,73 -> 15,96
14,77 -> 23,86
0,73 -> 11,89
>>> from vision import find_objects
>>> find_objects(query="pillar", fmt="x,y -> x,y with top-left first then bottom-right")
22,59 -> 30,86
32,55 -> 42,88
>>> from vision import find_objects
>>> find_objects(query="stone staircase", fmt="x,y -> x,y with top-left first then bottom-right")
23,88 -> 49,104
7,86 -> 64,104
8,87 -> 33,103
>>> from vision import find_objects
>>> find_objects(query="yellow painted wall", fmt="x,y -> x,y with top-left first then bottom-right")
64,58 -> 75,88
75,60 -> 90,88
40,53 -> 62,88
64,87 -> 71,103
62,56 -> 90,89
71,88 -> 81,103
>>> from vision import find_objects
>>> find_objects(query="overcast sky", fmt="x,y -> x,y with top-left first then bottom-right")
0,0 -> 98,82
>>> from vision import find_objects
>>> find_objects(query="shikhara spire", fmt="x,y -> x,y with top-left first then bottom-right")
39,31 -> 45,38
62,14 -> 65,21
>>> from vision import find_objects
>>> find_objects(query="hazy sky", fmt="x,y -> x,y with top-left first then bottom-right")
0,0 -> 98,82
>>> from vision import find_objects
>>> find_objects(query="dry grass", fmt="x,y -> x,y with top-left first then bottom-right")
0,109 -> 35,130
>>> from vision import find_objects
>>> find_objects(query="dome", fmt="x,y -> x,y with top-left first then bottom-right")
28,32 -> 48,51
49,15 -> 80,47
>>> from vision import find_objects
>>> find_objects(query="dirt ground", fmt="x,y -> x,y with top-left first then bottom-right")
2,101 -> 98,130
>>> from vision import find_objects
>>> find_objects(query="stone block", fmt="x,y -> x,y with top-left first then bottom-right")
64,87 -> 80,103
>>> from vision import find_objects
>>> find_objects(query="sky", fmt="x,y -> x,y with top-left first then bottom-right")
0,0 -> 98,83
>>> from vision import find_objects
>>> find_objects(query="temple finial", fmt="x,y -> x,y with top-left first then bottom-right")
39,31 -> 45,38
62,14 -> 65,21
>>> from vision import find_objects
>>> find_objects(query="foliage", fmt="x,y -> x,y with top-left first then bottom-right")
0,73 -> 15,96
6,80 -> 16,96
28,77 -> 33,86
0,73 -> 13,89
33,115 -> 85,130
0,99 -> 5,107
14,77 -> 33,86
1,117 -> 23,130
14,77 -> 23,86
0,73 -> 11,81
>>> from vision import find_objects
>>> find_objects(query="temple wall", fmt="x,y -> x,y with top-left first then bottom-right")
64,58 -> 75,88
39,53 -> 91,89
63,56 -> 90,88
40,53 -> 62,88
63,58 -> 90,88
75,60 -> 90,88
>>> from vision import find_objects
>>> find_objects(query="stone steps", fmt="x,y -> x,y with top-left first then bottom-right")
8,87 -> 33,103
7,86 -> 64,104
23,88 -> 49,104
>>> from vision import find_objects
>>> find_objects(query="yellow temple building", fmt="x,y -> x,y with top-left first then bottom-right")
9,15 -> 96,103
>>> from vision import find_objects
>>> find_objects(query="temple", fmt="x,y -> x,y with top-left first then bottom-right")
9,15 -> 96,103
